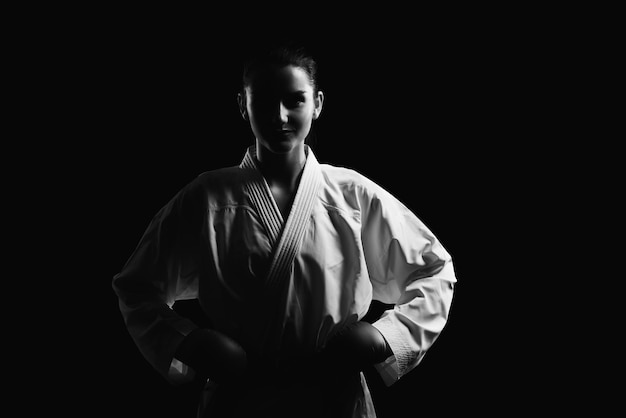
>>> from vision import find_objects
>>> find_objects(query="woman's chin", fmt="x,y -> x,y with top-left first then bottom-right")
261,138 -> 303,154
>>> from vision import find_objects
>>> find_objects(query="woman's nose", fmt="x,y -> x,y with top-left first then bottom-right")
271,102 -> 289,124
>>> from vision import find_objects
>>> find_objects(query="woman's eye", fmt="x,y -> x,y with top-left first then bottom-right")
286,97 -> 305,107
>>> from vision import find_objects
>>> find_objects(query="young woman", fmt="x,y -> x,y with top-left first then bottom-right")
113,41 -> 457,418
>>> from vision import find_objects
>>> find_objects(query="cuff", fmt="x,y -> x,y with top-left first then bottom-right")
166,322 -> 201,385
371,315 -> 414,386
167,357 -> 197,385
373,355 -> 400,387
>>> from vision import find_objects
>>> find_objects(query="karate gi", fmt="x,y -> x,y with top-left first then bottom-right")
113,145 -> 456,417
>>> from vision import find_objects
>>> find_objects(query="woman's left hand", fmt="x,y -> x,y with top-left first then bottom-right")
321,321 -> 393,374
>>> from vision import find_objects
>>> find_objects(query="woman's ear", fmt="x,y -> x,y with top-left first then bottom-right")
237,92 -> 248,121
313,91 -> 324,120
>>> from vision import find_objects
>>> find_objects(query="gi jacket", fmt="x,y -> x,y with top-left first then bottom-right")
113,146 -> 456,417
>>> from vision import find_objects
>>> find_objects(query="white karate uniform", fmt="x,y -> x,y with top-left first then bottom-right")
113,145 -> 456,418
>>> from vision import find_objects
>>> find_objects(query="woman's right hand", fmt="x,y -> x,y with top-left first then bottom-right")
174,328 -> 247,384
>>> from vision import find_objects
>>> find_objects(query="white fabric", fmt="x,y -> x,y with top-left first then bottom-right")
240,146 -> 323,290
113,145 -> 456,417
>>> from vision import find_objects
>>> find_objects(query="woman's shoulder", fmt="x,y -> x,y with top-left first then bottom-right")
195,165 -> 244,183
181,165 -> 249,198
320,163 -> 391,201
321,163 -> 369,185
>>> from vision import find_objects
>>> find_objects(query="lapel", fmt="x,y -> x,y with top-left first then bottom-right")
240,145 -> 323,290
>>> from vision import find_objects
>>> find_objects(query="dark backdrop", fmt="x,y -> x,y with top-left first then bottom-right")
42,12 -> 567,417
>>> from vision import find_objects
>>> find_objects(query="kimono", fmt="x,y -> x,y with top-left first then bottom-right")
112,145 -> 456,418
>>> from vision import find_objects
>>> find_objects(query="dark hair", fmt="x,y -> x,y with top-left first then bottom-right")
241,41 -> 320,93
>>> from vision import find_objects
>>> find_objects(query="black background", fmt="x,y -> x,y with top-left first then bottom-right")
22,6 -> 613,417
96,33 -> 514,415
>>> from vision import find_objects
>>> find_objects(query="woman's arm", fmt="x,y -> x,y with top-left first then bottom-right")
112,182 -> 204,384
360,183 -> 457,386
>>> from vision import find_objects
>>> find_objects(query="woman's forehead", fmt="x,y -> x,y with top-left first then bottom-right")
247,65 -> 314,93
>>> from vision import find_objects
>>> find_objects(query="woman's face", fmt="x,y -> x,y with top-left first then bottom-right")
240,64 -> 323,154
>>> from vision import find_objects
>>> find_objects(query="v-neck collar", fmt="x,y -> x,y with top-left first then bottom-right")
240,145 -> 323,288
240,146 -> 286,246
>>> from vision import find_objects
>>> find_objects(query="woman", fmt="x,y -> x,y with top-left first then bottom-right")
113,41 -> 457,418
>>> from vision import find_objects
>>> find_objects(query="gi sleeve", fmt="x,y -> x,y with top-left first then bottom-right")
360,183 -> 456,386
112,180 -> 205,385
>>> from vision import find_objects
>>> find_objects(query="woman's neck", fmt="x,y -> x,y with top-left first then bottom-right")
255,141 -> 306,191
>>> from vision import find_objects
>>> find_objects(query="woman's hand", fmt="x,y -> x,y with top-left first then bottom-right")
321,321 -> 393,374
174,328 -> 247,384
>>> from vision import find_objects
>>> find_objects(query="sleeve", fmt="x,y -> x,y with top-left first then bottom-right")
360,183 -> 457,386
112,181 -> 205,385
